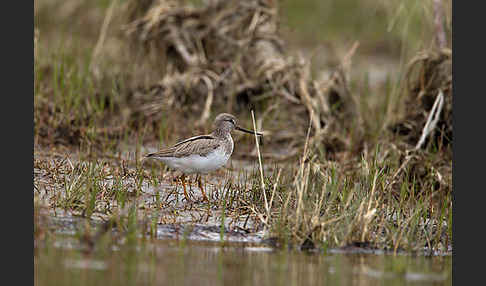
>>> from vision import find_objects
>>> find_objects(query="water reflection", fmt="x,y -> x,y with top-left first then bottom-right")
35,240 -> 451,286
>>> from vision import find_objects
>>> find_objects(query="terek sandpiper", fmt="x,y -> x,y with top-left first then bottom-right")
144,113 -> 263,202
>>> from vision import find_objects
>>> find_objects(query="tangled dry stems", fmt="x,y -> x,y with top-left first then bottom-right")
123,0 -> 360,159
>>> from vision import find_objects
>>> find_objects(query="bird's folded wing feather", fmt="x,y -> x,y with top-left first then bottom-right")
146,135 -> 220,158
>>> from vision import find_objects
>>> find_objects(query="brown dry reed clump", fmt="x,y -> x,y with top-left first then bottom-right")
397,48 -> 452,150
391,0 -> 451,155
387,48 -> 452,197
122,0 -> 361,160
384,0 -> 452,197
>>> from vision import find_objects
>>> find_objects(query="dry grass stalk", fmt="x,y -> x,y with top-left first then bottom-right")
34,29 -> 39,60
90,0 -> 119,75
414,89 -> 444,150
433,0 -> 447,49
251,110 -> 267,214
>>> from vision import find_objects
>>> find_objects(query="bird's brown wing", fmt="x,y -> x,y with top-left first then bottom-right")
145,135 -> 221,158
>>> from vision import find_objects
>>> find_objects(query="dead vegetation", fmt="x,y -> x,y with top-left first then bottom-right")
393,48 -> 452,151
122,0 -> 361,160
382,47 -> 452,200
386,1 -> 452,198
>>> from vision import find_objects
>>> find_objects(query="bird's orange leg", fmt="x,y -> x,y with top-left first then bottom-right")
197,175 -> 209,202
180,174 -> 191,202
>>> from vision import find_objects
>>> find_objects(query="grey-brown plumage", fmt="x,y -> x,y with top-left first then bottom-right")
146,135 -> 221,158
145,113 -> 257,160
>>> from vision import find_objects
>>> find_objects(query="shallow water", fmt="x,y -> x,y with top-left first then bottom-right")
35,236 -> 451,286
36,214 -> 451,285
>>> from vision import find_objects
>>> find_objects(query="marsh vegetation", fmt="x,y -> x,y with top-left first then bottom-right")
34,0 -> 452,284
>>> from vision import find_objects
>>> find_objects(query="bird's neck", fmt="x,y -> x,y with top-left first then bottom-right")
212,128 -> 231,138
